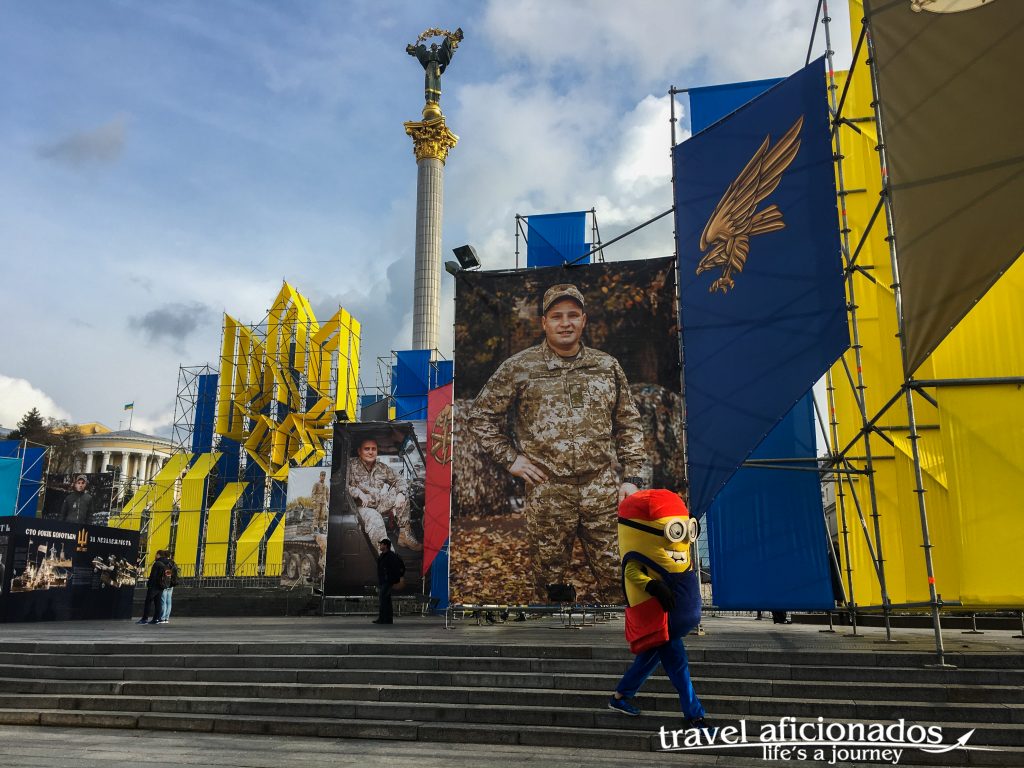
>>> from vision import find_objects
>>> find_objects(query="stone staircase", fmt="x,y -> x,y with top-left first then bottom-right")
0,638 -> 1020,766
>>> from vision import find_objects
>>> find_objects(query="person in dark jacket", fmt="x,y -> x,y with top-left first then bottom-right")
60,476 -> 93,524
137,550 -> 170,625
373,538 -> 405,625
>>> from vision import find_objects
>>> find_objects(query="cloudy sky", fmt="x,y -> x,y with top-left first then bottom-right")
0,0 -> 850,435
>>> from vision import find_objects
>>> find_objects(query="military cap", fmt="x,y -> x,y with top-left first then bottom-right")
542,284 -> 585,314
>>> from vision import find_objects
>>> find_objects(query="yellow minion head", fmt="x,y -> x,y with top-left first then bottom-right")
618,489 -> 699,575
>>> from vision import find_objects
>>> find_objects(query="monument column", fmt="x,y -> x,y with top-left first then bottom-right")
404,28 -> 463,352
405,114 -> 457,350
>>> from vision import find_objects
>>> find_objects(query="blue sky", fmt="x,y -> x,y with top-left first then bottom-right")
0,1 -> 850,435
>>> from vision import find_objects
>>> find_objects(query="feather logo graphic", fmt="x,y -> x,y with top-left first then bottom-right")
696,115 -> 804,294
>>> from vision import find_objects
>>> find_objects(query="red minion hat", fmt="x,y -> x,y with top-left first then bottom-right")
618,489 -> 689,521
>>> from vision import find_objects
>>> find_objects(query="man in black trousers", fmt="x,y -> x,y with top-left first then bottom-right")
137,549 -> 169,625
373,538 -> 405,625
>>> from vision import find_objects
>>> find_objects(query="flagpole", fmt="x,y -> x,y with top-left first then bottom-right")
862,12 -> 950,668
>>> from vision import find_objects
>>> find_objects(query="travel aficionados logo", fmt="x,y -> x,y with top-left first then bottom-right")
658,717 -> 998,764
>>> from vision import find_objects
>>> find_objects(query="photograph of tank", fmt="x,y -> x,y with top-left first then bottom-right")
280,466 -> 329,589
90,554 -> 139,589
324,421 -> 425,596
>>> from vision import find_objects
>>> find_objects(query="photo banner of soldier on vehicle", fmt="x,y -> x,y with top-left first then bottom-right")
451,257 -> 683,605
324,421 -> 425,596
280,467 -> 329,590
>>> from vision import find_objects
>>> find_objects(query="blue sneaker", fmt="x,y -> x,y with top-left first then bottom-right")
607,695 -> 641,716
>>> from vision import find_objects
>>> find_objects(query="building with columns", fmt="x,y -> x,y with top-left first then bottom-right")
73,423 -> 174,485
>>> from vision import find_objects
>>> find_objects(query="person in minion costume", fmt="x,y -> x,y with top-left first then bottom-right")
607,489 -> 707,726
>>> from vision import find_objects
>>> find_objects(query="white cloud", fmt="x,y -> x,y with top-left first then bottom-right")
480,0 -> 830,85
0,375 -> 71,427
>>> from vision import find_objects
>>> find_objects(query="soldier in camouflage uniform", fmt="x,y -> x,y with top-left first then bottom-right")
469,284 -> 645,603
311,470 -> 329,530
348,438 -> 422,552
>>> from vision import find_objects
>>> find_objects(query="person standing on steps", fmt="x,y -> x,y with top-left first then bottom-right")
373,538 -> 405,625
137,549 -> 170,625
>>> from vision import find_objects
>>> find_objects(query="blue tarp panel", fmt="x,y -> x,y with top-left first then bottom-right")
193,374 -> 218,454
15,447 -> 44,516
0,457 -> 20,516
394,350 -> 431,397
688,77 -> 784,134
394,396 -> 427,421
432,360 -> 454,389
429,538 -> 450,612
527,211 -> 589,267
674,57 -> 847,517
216,437 -> 241,485
706,394 -> 833,611
0,441 -> 45,516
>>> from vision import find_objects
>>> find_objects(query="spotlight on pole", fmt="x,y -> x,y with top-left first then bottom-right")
444,260 -> 462,276
451,244 -> 481,270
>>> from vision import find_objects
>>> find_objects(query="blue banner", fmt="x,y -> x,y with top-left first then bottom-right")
689,78 -> 783,134
394,349 -> 431,397
193,374 -> 218,454
527,211 -> 589,267
0,458 -> 20,516
0,441 -> 45,516
674,57 -> 847,516
706,394 -> 834,610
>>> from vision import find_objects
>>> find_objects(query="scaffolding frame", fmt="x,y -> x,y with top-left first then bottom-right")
132,288 -> 356,588
815,1 -> 1023,664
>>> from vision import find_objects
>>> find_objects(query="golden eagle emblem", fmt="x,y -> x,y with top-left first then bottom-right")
696,115 -> 804,294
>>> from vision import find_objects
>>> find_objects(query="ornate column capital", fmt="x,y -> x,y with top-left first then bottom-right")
404,115 -> 458,164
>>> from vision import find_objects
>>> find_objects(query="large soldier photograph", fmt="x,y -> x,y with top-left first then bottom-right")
324,422 -> 425,596
452,258 -> 684,605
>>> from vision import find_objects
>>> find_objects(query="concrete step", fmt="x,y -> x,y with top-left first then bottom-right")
7,639 -> 1024,670
0,706 -> 1017,766
3,689 -> 1023,745
1,670 -> 1021,706
1,637 -> 1020,764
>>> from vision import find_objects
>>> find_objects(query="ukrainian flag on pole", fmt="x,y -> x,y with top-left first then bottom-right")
123,402 -> 134,411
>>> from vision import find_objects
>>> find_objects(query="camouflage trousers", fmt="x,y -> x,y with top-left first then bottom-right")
524,467 -> 620,604
356,490 -> 409,546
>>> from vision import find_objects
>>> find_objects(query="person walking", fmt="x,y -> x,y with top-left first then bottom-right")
373,538 -> 405,625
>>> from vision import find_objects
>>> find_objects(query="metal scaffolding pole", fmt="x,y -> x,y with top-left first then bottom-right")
822,1 -> 892,641
863,14 -> 951,667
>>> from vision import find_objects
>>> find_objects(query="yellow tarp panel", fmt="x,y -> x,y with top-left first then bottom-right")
930,257 -> 1024,607
233,512 -> 275,577
146,452 -> 193,570
202,482 -> 247,577
835,1 -> 1023,611
108,486 -> 151,531
264,516 -> 284,577
216,315 -> 239,438
173,453 -> 219,578
830,51 -> 951,609
109,452 -> 191,531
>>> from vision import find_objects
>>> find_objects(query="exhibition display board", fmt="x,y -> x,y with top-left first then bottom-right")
0,516 -> 140,622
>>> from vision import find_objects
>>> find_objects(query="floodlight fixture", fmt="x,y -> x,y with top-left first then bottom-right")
444,260 -> 462,276
451,244 -> 481,270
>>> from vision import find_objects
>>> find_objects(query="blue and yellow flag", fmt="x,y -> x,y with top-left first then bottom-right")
674,57 -> 848,517
123,402 -> 134,411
